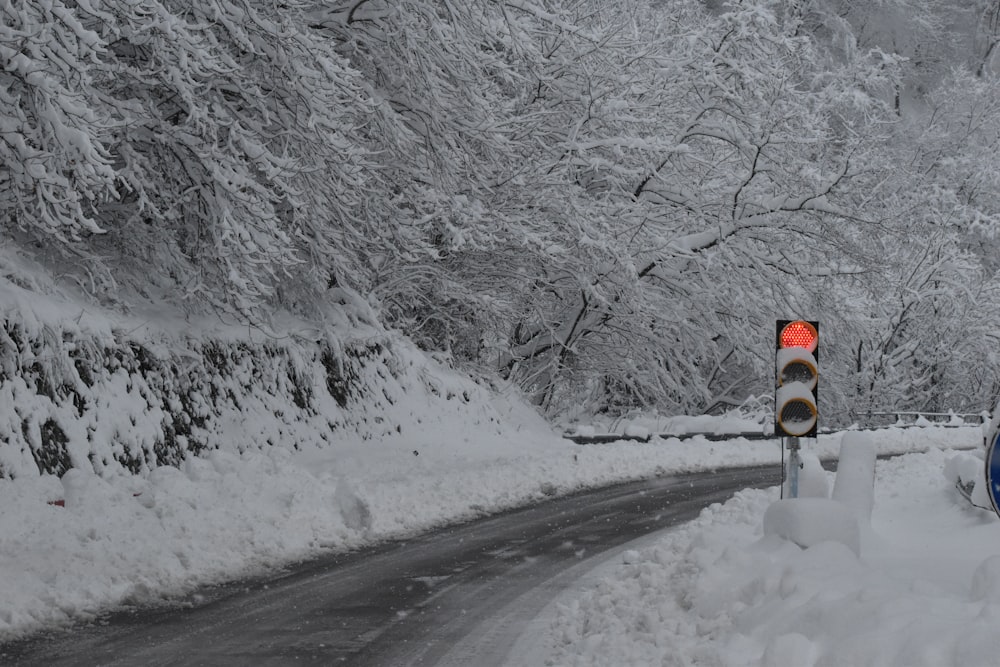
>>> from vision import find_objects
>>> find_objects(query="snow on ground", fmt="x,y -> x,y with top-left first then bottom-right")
0,385 -> 983,663
528,428 -> 1000,667
2,242 -> 992,665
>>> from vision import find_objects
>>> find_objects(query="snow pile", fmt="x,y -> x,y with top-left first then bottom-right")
944,448 -> 995,510
0,418 -> 976,645
571,403 -> 770,438
762,497 -> 860,555
762,435 -> 876,557
542,436 -> 1000,667
831,431 -> 877,522
789,449 -> 830,498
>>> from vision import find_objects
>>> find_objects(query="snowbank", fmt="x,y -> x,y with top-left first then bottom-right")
0,413 -> 977,643
539,439 -> 1000,667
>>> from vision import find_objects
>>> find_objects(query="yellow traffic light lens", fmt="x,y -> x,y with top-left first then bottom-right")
779,320 -> 818,352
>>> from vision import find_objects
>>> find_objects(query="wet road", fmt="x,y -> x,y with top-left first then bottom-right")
1,465 -> 779,666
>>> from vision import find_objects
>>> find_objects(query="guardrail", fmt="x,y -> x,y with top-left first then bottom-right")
565,412 -> 988,445
867,411 -> 988,423
568,431 -> 775,444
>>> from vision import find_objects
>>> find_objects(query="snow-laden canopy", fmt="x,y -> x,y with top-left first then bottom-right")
4,0 -> 1000,422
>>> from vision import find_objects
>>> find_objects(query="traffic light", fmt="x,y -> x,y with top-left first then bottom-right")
775,320 -> 819,437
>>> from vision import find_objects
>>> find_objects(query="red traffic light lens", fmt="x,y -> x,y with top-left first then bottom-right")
779,320 -> 818,352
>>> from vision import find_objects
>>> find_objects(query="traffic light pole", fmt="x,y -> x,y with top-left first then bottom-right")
786,436 -> 800,498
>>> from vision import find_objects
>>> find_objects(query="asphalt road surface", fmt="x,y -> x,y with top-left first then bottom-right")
1,464 -> 780,666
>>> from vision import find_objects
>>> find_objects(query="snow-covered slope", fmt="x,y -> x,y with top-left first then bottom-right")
0,246 -> 526,480
0,250 -> 980,648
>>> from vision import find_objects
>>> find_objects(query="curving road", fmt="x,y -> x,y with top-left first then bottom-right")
1,464 -> 779,666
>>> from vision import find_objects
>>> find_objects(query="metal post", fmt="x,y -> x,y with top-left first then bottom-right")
787,436 -> 801,499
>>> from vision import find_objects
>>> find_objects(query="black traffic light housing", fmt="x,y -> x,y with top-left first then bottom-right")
775,320 -> 819,437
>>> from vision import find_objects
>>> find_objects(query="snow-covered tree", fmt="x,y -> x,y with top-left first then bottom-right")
85,0 -> 382,317
826,65 -> 1000,419
0,1 -> 116,243
494,0 -> 905,415
970,0 -> 1000,76
6,0 -> 1000,426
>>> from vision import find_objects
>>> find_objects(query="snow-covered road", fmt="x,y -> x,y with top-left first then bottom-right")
3,466 -> 778,666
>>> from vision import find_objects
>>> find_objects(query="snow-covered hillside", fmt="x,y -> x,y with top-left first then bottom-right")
0,245 -> 525,481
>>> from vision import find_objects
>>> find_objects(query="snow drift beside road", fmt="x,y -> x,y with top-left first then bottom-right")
0,411 -> 975,649
537,433 -> 997,667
